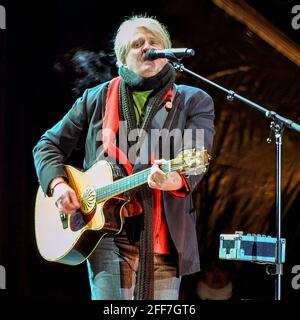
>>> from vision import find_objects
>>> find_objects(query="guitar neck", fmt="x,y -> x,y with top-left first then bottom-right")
96,163 -> 171,202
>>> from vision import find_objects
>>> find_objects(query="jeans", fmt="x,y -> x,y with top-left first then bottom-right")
87,232 -> 181,300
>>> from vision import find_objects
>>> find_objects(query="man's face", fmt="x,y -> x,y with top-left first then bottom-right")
125,28 -> 168,77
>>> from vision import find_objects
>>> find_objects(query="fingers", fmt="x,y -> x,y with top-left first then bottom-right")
148,174 -> 158,189
153,159 -> 167,166
55,195 -> 75,214
148,163 -> 167,189
69,190 -> 80,208
54,188 -> 80,215
148,160 -> 183,191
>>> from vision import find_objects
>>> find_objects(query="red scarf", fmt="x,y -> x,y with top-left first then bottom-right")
102,76 -> 173,253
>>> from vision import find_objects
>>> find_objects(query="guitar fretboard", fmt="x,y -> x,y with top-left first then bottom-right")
96,163 -> 171,202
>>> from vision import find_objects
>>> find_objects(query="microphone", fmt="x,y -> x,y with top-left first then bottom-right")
144,48 -> 195,60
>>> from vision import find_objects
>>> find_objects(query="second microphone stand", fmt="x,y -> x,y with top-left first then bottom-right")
171,60 -> 300,301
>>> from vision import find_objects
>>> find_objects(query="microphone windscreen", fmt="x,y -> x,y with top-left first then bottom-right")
143,49 -> 155,61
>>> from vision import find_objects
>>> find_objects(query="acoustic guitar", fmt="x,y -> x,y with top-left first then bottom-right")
34,149 -> 210,265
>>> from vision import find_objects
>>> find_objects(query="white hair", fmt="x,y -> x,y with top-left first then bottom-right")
114,15 -> 172,67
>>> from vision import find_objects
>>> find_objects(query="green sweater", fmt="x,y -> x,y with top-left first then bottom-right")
132,90 -> 153,127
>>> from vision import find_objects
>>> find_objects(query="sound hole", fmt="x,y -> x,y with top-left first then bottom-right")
80,186 -> 96,214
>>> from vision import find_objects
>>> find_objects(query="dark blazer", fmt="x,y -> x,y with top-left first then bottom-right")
33,81 -> 215,276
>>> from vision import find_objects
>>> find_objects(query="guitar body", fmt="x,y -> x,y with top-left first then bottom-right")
34,149 -> 209,266
35,160 -> 127,265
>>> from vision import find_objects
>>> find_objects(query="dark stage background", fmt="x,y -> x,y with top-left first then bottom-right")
0,0 -> 300,300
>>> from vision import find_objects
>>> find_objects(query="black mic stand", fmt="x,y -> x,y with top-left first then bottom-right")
171,60 -> 300,301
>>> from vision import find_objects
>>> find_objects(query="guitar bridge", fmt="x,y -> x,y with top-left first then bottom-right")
60,212 -> 68,229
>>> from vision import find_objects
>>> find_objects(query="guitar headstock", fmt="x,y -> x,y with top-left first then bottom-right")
169,149 -> 211,175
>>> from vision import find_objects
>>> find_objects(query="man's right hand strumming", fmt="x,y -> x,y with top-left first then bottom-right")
50,178 -> 80,214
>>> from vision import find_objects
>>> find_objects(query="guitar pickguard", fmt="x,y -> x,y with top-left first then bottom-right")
69,211 -> 88,231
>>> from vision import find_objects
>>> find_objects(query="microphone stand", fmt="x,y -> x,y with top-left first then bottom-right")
171,60 -> 300,301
